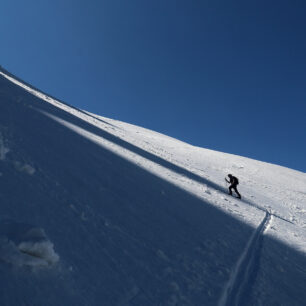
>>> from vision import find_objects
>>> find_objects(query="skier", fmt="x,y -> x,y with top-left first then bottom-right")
225,174 -> 241,199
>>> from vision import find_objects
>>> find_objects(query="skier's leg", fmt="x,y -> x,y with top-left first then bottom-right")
228,185 -> 233,195
234,186 -> 241,199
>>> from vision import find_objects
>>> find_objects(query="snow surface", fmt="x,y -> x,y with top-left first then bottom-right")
0,67 -> 305,305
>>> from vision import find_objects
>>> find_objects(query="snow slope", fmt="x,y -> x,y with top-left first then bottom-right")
0,67 -> 305,305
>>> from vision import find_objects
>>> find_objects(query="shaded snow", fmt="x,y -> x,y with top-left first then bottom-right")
0,67 -> 305,305
0,133 -> 9,160
0,221 -> 59,267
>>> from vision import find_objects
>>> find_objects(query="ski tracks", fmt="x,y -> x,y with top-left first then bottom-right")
218,212 -> 272,306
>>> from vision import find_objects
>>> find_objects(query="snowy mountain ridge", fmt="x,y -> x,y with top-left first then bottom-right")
0,67 -> 305,305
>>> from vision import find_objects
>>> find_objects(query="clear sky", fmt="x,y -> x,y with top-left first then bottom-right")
0,0 -> 305,172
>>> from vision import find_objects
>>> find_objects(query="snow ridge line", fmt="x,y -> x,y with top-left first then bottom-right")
218,212 -> 272,306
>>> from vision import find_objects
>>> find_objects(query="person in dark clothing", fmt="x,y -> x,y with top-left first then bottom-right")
225,174 -> 241,199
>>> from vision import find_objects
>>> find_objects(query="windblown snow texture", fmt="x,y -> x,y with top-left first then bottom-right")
0,67 -> 305,305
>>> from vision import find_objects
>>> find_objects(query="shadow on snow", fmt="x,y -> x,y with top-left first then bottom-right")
0,74 -> 305,305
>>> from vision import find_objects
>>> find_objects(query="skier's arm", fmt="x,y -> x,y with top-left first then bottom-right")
225,178 -> 230,183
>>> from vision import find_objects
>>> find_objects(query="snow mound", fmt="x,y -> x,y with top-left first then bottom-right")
0,221 -> 59,267
14,161 -> 36,175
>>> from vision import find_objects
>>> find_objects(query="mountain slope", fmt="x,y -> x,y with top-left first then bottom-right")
0,68 -> 305,305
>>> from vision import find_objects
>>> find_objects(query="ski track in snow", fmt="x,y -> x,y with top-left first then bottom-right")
218,212 -> 272,306
240,198 -> 293,225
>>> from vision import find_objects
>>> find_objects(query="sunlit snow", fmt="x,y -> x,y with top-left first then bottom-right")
0,66 -> 305,305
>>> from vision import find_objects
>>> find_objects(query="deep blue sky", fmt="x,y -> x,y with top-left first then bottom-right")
1,1 -> 305,172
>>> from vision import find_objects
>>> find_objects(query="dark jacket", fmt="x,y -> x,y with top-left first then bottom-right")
226,175 -> 239,186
